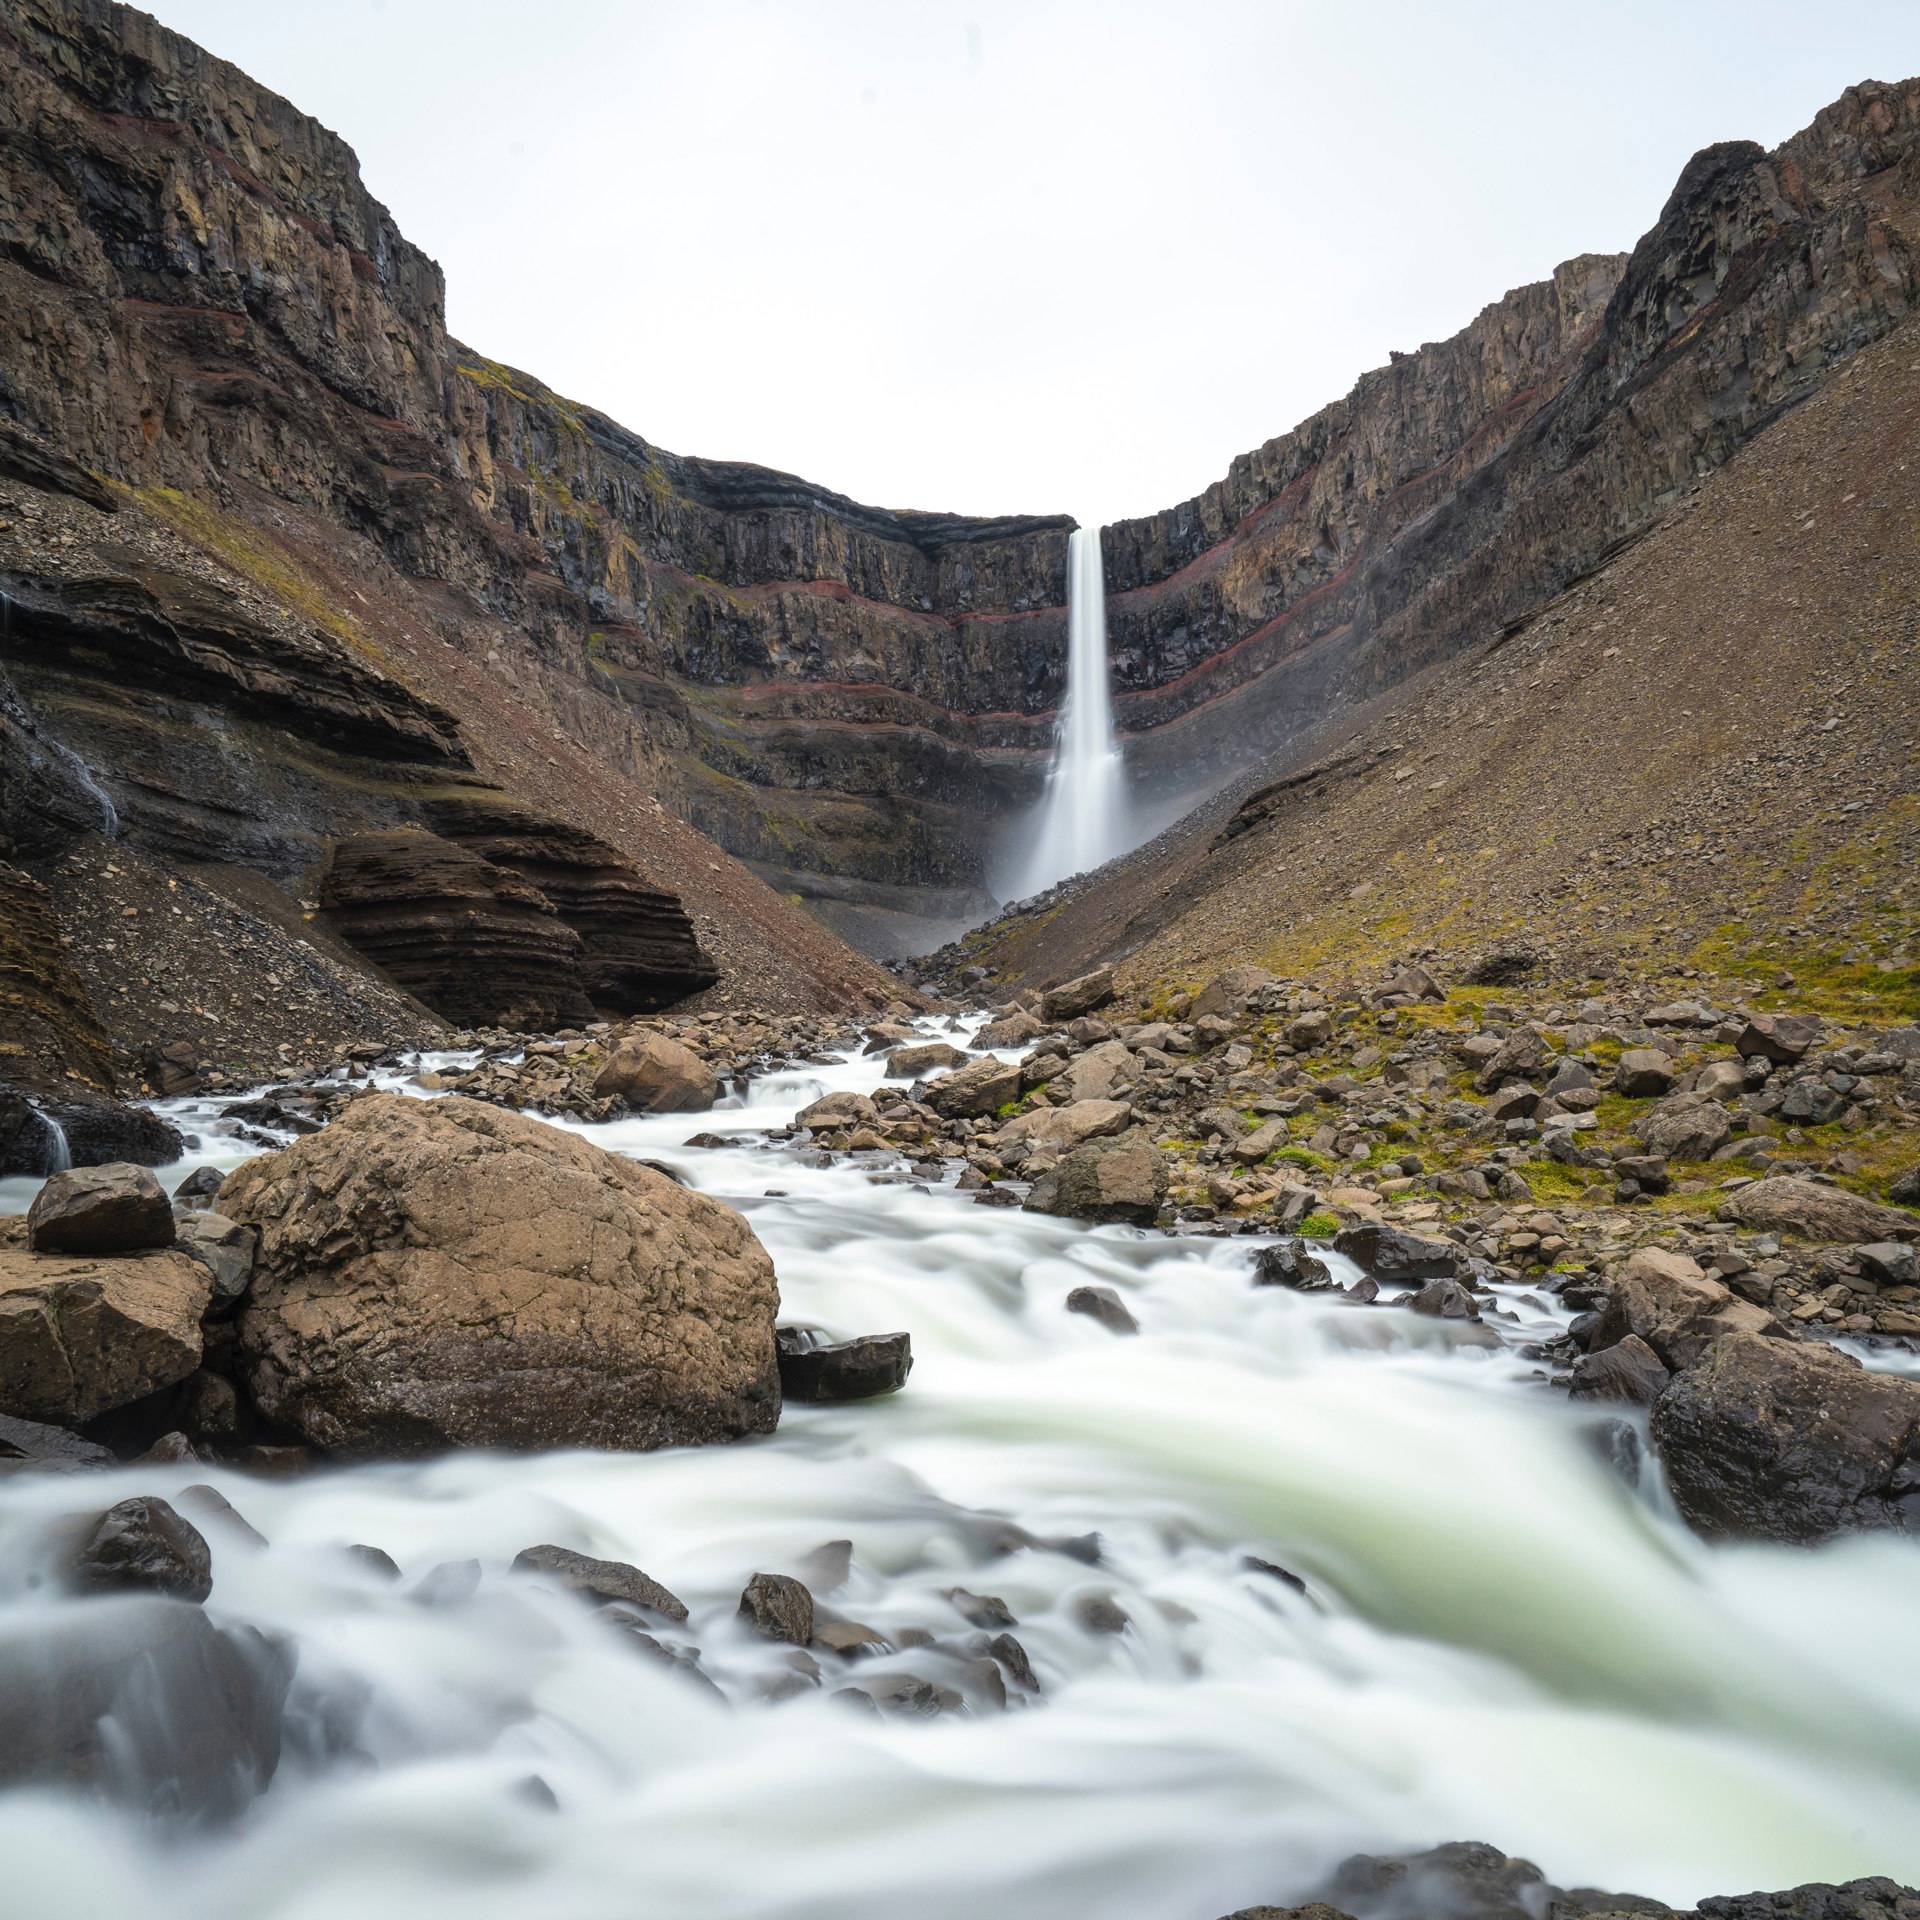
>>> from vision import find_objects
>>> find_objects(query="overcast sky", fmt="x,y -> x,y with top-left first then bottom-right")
153,1 -> 1920,529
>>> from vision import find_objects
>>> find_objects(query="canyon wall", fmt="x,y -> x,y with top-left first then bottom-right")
3,0 -> 1920,969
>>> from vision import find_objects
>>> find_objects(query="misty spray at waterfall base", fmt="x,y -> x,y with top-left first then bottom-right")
1007,525 -> 1132,901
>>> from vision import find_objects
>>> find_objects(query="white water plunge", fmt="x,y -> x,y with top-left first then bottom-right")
4,1026 -> 1920,1920
1010,525 -> 1129,899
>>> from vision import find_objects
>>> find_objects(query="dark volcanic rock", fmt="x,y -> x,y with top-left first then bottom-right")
775,1327 -> 913,1400
70,1496 -> 213,1602
1652,1331 -> 1920,1543
1064,1284 -> 1140,1334
0,1408 -> 114,1469
1253,1240 -> 1335,1290
1333,1224 -> 1460,1282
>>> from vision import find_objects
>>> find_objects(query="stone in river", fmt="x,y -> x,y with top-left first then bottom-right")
1065,1284 -> 1139,1334
1332,1223 -> 1460,1282
740,1571 -> 814,1645
590,1032 -> 718,1113
511,1544 -> 688,1621
774,1327 -> 913,1400
70,1496 -> 213,1603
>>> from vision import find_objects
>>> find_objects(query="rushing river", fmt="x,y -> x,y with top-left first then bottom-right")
3,1022 -> 1920,1920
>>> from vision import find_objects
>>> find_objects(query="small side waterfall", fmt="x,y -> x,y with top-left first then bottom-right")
31,1106 -> 70,1174
1010,524 -> 1127,899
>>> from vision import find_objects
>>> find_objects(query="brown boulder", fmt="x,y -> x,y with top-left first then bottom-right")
220,1093 -> 779,1456
795,1090 -> 877,1130
887,1041 -> 968,1078
591,1032 -> 718,1113
0,1218 -> 209,1426
1653,1331 -> 1920,1542
976,1011 -> 1044,1050
1736,1012 -> 1822,1063
1586,1246 -> 1777,1370
27,1163 -> 175,1255
924,1056 -> 1024,1118
1024,1137 -> 1167,1225
1039,967 -> 1116,1023
995,1098 -> 1132,1153
1717,1176 -> 1919,1244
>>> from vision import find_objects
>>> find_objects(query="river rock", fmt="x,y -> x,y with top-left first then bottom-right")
1653,1331 -> 1920,1542
796,1090 -> 877,1130
1613,1049 -> 1678,1097
172,1211 -> 257,1302
1736,1012 -> 1822,1062
71,1496 -> 213,1603
740,1571 -> 814,1644
995,1098 -> 1132,1153
1408,1277 -> 1480,1320
1634,1092 -> 1733,1162
1587,1247 -> 1777,1370
1065,1284 -> 1139,1334
220,1093 -> 780,1455
888,1041 -> 968,1078
1717,1177 -> 1919,1244
924,1056 -> 1024,1118
1568,1333 -> 1671,1407
510,1544 -> 688,1620
27,1163 -> 175,1255
0,1218 -> 210,1426
590,1032 -> 718,1113
0,1595 -> 292,1821
1053,1040 -> 1137,1103
1332,1224 -> 1460,1282
1023,1137 -> 1168,1226
1040,967 -> 1116,1022
775,1327 -> 913,1400
976,1012 -> 1043,1050
1252,1240 -> 1334,1290
0,1409 -> 114,1469
172,1167 -> 227,1211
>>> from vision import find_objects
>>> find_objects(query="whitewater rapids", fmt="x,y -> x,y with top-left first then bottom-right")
2,1023 -> 1919,1920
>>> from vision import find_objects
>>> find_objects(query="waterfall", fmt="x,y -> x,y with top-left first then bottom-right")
1010,525 -> 1128,899
31,1106 -> 70,1174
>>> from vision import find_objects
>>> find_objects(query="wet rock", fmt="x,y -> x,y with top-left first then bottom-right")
986,1630 -> 1040,1691
1653,1332 -> 1920,1542
924,1056 -> 1024,1118
1252,1240 -> 1334,1290
0,1218 -> 211,1425
976,1012 -> 1043,1050
27,1162 -> 175,1254
0,1408 -> 113,1469
411,1559 -> 481,1607
1318,1840 -> 1598,1920
172,1211 -> 257,1302
1717,1177 -> 1918,1245
0,1595 -> 292,1821
1023,1138 -> 1168,1226
1065,1284 -> 1139,1334
775,1327 -> 913,1401
1736,1012 -> 1822,1063
888,1041 -> 968,1078
1569,1333 -> 1671,1407
1332,1224 -> 1460,1282
740,1571 -> 814,1645
511,1544 -> 688,1621
1408,1277 -> 1481,1320
70,1496 -> 213,1603
221,1093 -> 779,1454
345,1545 -> 401,1581
1040,967 -> 1116,1022
172,1166 -> 226,1211
874,1674 -> 964,1716
948,1588 -> 1017,1628
1242,1555 -> 1309,1595
1613,1049 -> 1678,1097
590,1032 -> 718,1112
795,1090 -> 877,1130
1074,1592 -> 1131,1634
175,1484 -> 267,1549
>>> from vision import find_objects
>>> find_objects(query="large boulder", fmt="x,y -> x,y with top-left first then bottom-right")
774,1328 -> 912,1401
1039,967 -> 1116,1023
71,1497 -> 213,1603
0,1219 -> 210,1426
1189,966 -> 1275,1020
1612,1048 -> 1677,1097
220,1093 -> 780,1455
976,1011 -> 1043,1051
1717,1177 -> 1919,1244
27,1163 -> 174,1255
590,1032 -> 718,1113
1587,1246 -> 1777,1370
1633,1092 -> 1732,1163
1332,1224 -> 1460,1283
923,1056 -> 1023,1118
1023,1137 -> 1167,1226
795,1090 -> 877,1131
995,1098 -> 1132,1154
1736,1012 -> 1822,1062
1653,1331 -> 1920,1542
1054,1040 -> 1137,1103
887,1041 -> 967,1078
